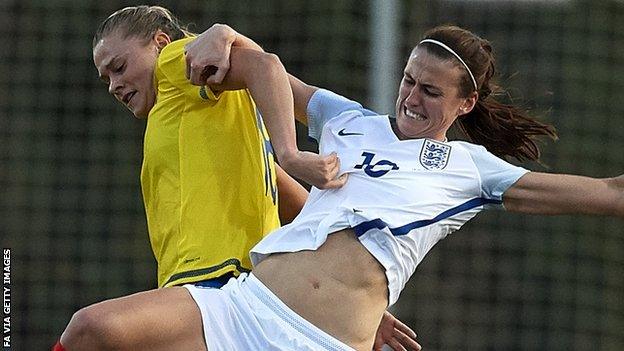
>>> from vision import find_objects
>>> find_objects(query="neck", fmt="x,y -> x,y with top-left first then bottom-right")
389,117 -> 409,140
389,117 -> 448,142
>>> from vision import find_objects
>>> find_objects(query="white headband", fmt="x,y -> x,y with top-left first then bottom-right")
419,39 -> 478,91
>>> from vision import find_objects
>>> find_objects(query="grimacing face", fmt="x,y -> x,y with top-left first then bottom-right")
93,31 -> 169,119
394,46 -> 477,141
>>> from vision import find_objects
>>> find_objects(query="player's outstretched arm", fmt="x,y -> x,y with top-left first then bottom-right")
503,172 -> 624,217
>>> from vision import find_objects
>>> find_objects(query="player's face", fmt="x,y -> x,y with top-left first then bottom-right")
93,32 -> 161,119
394,47 -> 476,141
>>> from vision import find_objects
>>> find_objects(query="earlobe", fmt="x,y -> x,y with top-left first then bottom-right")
460,93 -> 478,116
458,103 -> 471,116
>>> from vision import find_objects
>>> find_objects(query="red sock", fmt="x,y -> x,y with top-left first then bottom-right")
52,340 -> 66,351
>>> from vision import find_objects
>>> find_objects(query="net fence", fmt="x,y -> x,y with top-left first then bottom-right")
1,0 -> 623,350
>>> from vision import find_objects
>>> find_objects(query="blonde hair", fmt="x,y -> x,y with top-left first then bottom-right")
93,5 -> 192,48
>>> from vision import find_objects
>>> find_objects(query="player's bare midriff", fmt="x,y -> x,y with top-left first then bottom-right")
253,228 -> 388,351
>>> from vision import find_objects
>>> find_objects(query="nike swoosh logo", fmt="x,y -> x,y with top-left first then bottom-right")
338,128 -> 363,136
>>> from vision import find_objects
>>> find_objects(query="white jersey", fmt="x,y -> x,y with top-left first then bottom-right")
250,89 -> 529,305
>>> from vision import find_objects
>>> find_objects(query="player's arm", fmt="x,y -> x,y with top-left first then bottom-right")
185,26 -> 344,189
208,48 -> 296,161
275,164 -> 308,224
503,172 -> 624,217
197,46 -> 344,189
185,24 -> 264,86
185,24 -> 318,126
288,74 -> 317,126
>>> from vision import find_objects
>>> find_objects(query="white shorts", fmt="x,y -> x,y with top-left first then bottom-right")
184,273 -> 355,351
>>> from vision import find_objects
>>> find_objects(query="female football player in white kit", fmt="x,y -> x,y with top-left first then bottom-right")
60,23 -> 623,351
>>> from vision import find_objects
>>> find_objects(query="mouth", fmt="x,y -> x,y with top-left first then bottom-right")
121,91 -> 137,105
404,106 -> 426,121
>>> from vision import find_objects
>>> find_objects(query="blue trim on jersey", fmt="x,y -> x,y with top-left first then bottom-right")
353,197 -> 502,237
254,109 -> 277,204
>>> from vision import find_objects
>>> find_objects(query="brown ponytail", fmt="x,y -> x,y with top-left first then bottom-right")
457,98 -> 557,161
420,25 -> 557,161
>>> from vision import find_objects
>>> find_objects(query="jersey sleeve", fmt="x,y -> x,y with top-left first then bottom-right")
306,89 -> 377,141
468,145 -> 530,202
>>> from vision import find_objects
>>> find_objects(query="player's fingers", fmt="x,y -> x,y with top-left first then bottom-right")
206,68 -> 227,86
393,319 -> 418,339
393,328 -> 421,351
312,152 -> 338,179
198,65 -> 217,85
372,338 -> 384,351
321,173 -> 348,189
325,152 -> 341,174
188,63 -> 203,85
205,63 -> 229,85
322,152 -> 338,167
198,65 -> 216,86
317,157 -> 341,187
386,338 -> 408,351
326,158 -> 341,179
184,49 -> 205,84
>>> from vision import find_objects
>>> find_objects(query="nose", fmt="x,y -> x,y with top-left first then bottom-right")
108,76 -> 122,96
404,85 -> 420,107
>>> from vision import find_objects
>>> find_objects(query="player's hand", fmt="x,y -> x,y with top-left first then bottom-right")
374,311 -> 421,351
280,151 -> 348,189
184,24 -> 234,86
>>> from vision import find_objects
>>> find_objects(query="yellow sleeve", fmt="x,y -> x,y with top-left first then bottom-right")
156,38 -> 222,103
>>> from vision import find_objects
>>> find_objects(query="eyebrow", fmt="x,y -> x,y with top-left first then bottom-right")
421,82 -> 441,92
404,72 -> 442,92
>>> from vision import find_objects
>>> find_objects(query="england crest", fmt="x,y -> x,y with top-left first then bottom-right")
419,139 -> 451,170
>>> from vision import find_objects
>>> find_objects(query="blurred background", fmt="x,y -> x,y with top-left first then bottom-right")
1,0 -> 623,350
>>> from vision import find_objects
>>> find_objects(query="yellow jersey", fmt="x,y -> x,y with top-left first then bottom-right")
142,38 -> 280,287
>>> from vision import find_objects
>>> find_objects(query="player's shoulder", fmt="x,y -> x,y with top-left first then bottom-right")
445,140 -> 498,167
447,140 -> 520,176
160,37 -> 193,59
325,110 -> 386,133
447,140 -> 489,155
309,89 -> 378,118
157,37 -> 194,74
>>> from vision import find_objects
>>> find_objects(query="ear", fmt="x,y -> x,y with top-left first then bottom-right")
153,30 -> 172,51
458,91 -> 478,116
